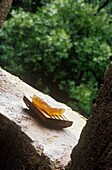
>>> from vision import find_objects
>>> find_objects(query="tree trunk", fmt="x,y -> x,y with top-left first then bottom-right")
0,0 -> 13,28
69,62 -> 112,169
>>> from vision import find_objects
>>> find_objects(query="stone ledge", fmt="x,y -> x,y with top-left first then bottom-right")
0,68 -> 86,169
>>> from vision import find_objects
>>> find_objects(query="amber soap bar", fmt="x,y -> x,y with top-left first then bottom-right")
32,95 -> 65,116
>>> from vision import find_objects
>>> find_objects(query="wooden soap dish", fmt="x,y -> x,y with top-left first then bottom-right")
23,96 -> 73,128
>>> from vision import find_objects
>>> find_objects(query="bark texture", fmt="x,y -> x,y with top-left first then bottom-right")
69,62 -> 112,170
0,0 -> 13,28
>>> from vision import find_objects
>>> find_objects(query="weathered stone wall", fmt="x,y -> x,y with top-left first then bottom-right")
0,0 -> 13,28
69,63 -> 112,170
0,68 -> 86,169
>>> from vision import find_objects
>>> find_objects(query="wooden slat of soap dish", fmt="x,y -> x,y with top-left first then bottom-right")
23,96 -> 73,128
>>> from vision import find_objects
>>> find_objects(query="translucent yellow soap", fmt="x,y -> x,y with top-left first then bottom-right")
32,95 -> 65,116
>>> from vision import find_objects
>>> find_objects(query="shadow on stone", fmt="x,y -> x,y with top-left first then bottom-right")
0,113 -> 39,170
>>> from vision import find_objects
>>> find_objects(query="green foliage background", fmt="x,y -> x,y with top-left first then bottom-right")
0,0 -> 112,117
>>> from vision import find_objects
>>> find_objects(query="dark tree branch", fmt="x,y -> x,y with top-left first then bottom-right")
0,0 -> 13,28
97,0 -> 110,13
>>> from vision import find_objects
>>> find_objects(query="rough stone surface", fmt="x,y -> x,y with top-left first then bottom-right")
0,0 -> 13,28
0,113 -> 40,170
70,62 -> 112,170
0,68 -> 86,169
